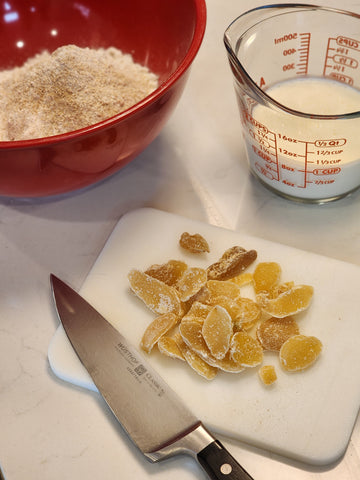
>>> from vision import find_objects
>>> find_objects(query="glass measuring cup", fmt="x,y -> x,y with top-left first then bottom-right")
224,4 -> 360,203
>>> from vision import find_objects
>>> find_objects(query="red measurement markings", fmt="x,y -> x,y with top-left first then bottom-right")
255,162 -> 278,181
312,168 -> 341,175
323,37 -> 360,85
297,33 -> 311,75
332,54 -> 358,68
306,138 -> 344,186
336,36 -> 360,51
328,72 -> 354,85
274,32 -> 311,75
244,111 -> 280,180
314,139 -> 346,148
276,136 -> 308,189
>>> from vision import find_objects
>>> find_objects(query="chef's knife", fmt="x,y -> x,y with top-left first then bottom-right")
50,274 -> 255,480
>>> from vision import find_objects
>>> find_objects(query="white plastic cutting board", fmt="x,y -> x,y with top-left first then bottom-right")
48,207 -> 360,466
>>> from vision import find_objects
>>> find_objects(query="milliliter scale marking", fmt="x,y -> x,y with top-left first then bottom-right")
274,31 -> 311,76
296,33 -> 311,75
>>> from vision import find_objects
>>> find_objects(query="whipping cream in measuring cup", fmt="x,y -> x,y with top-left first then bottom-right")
244,77 -> 360,201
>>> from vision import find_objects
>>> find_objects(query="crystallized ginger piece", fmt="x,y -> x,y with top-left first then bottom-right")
234,297 -> 262,331
202,306 -> 233,360
182,301 -> 212,324
128,269 -> 183,316
279,335 -> 322,372
145,260 -> 188,286
209,296 -> 243,324
173,331 -> 188,351
258,365 -> 277,385
182,285 -> 211,311
207,246 -> 257,281
179,319 -> 211,359
176,267 -> 207,302
204,351 -> 245,373
230,331 -> 263,367
270,281 -> 295,298
179,232 -> 210,253
179,344 -> 218,380
253,262 -> 281,294
259,284 -> 314,318
256,316 -> 299,351
141,313 -> 180,353
231,272 -> 253,287
157,335 -> 185,361
206,280 -> 241,302
255,292 -> 270,310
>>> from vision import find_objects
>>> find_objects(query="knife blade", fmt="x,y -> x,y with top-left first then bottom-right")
50,274 -> 255,480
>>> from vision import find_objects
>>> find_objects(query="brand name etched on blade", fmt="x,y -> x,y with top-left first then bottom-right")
115,341 -> 165,397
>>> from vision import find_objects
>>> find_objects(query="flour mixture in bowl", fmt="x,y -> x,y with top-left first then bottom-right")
0,45 -> 158,141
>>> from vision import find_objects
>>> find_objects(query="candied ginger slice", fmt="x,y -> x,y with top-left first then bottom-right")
206,280 -> 241,301
145,260 -> 188,286
157,335 -> 185,361
202,306 -> 233,360
173,332 -> 188,351
207,246 -> 257,281
175,338 -> 217,380
231,272 -> 253,287
259,284 -> 314,318
140,313 -> 179,353
271,281 -> 294,299
259,365 -> 277,385
182,301 -> 212,324
182,285 -> 211,311
182,346 -> 218,380
256,316 -> 299,351
128,269 -> 182,316
253,262 -> 281,294
179,319 -> 211,359
176,267 -> 207,302
205,351 -> 245,373
234,297 -> 261,330
179,232 -> 210,253
230,331 -> 263,367
209,296 -> 242,324
279,335 -> 322,372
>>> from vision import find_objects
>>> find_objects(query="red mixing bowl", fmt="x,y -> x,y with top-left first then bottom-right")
0,0 -> 206,197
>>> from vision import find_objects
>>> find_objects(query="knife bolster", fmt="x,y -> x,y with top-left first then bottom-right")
145,422 -> 215,462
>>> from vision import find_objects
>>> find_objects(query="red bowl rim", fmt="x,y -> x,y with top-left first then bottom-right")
0,0 -> 207,150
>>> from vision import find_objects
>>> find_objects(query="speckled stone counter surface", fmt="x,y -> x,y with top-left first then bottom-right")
1,1 -> 360,479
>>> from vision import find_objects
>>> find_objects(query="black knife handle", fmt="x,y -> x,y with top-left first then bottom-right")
197,440 -> 254,480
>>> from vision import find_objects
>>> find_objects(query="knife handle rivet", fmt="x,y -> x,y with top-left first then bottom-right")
220,463 -> 232,475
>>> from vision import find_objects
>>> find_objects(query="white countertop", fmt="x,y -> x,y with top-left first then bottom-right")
1,1 -> 360,479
